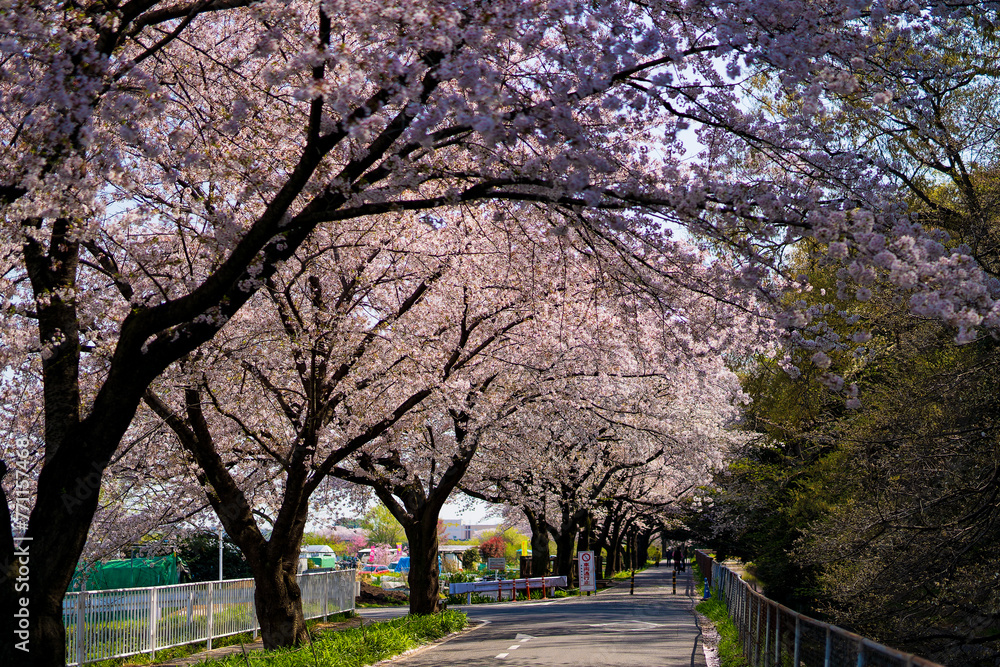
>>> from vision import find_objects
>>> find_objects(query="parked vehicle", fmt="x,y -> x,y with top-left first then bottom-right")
387,555 -> 441,574
361,564 -> 391,574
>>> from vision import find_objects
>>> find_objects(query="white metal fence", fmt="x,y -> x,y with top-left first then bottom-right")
62,569 -> 356,666
695,552 -> 943,667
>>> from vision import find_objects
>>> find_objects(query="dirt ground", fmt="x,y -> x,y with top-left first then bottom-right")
358,581 -> 408,605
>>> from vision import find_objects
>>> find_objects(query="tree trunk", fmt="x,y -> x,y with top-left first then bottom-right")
145,387 -> 316,650
605,518 -> 623,578
637,530 -> 651,566
594,510 -> 614,569
405,520 -> 440,614
524,506 -> 550,576
253,559 -> 309,649
551,522 -> 577,582
576,512 -> 592,553
1,431 -> 114,667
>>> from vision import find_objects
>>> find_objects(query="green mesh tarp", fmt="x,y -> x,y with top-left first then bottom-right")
307,556 -> 338,569
70,555 -> 184,591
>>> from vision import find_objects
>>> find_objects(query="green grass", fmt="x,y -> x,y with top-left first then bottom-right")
691,559 -> 747,667
194,611 -> 468,667
609,561 -> 652,580
697,592 -> 748,667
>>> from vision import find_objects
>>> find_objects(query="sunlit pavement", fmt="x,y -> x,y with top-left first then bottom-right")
357,565 -> 707,667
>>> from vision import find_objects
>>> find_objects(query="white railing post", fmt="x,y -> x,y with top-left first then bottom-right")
206,581 -> 214,650
323,573 -> 329,620
252,586 -> 258,640
149,586 -> 159,658
76,591 -> 86,667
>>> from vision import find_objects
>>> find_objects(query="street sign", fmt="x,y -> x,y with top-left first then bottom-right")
579,551 -> 596,592
488,557 -> 506,571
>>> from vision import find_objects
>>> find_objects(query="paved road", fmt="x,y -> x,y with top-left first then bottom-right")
358,565 -> 707,667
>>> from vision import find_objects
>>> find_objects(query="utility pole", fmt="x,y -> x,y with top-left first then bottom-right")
218,527 -> 224,581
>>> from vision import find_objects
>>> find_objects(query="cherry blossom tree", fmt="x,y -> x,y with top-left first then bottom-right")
465,343 -> 747,579
324,211 -> 640,614
5,0 -> 996,662
144,206 -> 657,630
138,212 -> 509,644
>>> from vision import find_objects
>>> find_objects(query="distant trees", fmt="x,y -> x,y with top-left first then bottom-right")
360,505 -> 405,548
461,548 -> 480,570
478,535 -> 505,562
177,532 -> 252,582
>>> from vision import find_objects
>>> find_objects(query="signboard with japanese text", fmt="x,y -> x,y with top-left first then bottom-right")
579,551 -> 596,591
488,557 -> 506,571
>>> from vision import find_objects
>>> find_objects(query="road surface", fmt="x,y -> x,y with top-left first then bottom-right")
359,564 -> 707,667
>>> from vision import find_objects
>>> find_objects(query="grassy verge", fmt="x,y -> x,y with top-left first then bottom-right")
691,558 -> 748,667
609,560 -> 652,580
195,611 -> 468,667
697,593 -> 748,667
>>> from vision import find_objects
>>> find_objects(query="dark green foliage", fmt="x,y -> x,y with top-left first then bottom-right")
461,547 -> 479,570
699,255 -> 1000,663
177,531 -> 253,582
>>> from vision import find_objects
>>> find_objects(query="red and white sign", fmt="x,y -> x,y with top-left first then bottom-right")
579,551 -> 596,592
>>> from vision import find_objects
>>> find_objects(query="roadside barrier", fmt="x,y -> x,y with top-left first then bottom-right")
448,575 -> 568,603
63,569 -> 355,666
695,552 -> 944,667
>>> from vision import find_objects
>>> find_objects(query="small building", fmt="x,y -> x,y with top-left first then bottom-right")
439,520 -> 498,542
299,544 -> 337,572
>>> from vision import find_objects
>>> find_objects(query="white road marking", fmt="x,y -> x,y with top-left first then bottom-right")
508,645 -> 520,650
515,633 -> 535,642
588,620 -> 664,630
495,653 -> 509,659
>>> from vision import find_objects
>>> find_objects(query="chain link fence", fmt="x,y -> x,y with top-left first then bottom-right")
63,568 -> 356,666
695,551 -> 943,667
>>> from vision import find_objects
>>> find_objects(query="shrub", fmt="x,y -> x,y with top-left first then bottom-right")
461,547 -> 480,570
479,535 -> 505,561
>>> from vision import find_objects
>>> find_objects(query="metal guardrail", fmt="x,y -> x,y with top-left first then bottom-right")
448,575 -> 568,602
62,569 -> 356,666
695,552 -> 944,667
